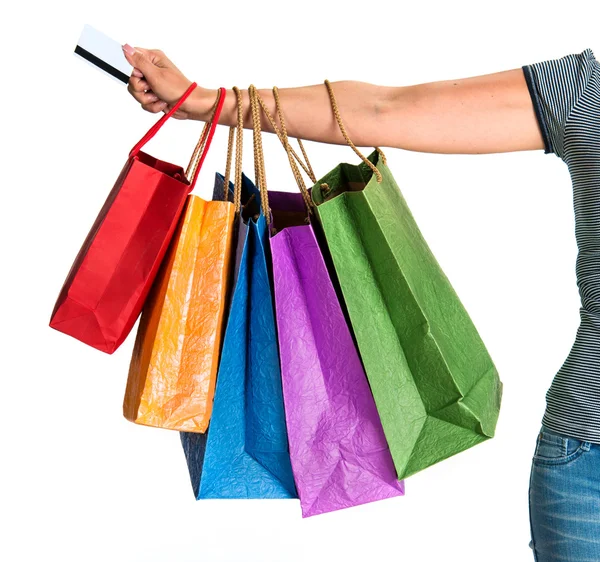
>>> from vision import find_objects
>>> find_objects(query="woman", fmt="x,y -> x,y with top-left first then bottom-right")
122,43 -> 600,561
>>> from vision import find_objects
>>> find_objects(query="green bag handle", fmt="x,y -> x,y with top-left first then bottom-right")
320,79 -> 386,195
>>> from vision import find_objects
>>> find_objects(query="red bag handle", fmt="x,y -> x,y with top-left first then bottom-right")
129,82 -> 198,158
127,83 -> 227,191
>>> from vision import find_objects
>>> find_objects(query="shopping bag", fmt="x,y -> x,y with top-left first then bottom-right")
180,88 -> 297,498
250,87 -> 404,516
49,83 -> 225,354
123,90 -> 235,432
308,80 -> 503,479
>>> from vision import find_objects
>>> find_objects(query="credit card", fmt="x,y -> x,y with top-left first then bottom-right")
74,24 -> 133,85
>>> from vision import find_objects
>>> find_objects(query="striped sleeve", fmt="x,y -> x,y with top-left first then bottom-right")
522,48 -> 597,158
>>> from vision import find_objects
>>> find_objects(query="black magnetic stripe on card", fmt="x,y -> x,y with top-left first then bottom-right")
74,45 -> 129,84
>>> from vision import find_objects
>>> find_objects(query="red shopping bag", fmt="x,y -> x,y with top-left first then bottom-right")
49,83 -> 226,354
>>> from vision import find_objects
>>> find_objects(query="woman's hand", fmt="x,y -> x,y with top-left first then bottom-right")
121,44 -> 196,119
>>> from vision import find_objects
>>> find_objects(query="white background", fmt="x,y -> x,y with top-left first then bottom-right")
1,1 -> 597,560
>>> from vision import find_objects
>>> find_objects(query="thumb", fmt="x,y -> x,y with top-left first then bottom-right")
122,45 -> 157,79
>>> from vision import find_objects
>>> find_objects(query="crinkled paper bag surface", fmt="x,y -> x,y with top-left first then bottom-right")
124,191 -> 235,432
270,190 -> 403,516
310,151 -> 503,479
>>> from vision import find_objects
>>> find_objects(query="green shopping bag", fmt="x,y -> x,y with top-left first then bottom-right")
309,80 -> 503,479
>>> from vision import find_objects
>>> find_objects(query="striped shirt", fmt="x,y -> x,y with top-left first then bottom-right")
522,47 -> 600,443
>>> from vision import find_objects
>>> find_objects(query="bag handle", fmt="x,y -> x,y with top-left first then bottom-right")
248,84 -> 274,234
129,82 -> 198,158
128,82 -> 227,192
254,90 -> 316,184
183,87 -> 227,191
221,86 -> 244,213
222,128 -> 235,200
255,86 -> 314,215
321,79 -> 386,191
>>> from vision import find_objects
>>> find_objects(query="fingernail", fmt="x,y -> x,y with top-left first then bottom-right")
132,68 -> 143,78
122,43 -> 135,56
159,101 -> 168,108
148,94 -> 158,102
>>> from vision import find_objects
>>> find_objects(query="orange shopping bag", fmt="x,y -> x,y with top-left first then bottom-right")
123,90 -> 238,432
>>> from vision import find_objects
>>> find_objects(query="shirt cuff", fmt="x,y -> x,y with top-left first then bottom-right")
522,65 -> 552,155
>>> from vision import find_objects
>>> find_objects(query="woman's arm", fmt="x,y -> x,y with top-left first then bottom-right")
122,45 -> 545,155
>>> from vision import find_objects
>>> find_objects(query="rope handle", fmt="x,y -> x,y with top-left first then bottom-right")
182,87 -> 227,191
233,87 -> 244,212
185,120 -> 211,184
222,127 -> 235,202
128,83 -> 226,193
129,82 -> 198,158
323,79 -> 386,187
254,90 -> 317,184
263,86 -> 314,214
248,84 -> 272,233
221,87 -> 244,212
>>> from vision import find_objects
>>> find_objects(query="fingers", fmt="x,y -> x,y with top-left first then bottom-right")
122,45 -> 158,79
127,76 -> 160,104
142,99 -> 169,114
141,48 -> 174,69
128,75 -> 150,92
122,45 -> 185,113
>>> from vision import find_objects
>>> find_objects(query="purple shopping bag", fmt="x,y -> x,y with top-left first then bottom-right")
251,85 -> 404,518
270,192 -> 404,517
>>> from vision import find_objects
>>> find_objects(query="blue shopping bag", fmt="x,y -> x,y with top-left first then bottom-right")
180,173 -> 297,499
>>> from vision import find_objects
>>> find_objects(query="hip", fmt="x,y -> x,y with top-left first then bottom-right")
528,424 -> 600,561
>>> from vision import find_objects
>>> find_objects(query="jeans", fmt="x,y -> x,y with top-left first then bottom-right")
528,424 -> 600,561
